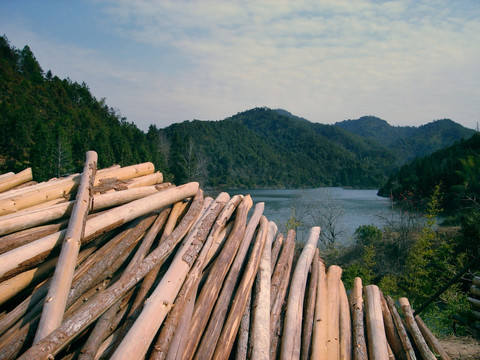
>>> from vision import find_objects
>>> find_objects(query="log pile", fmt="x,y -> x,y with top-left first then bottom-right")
0,152 -> 451,359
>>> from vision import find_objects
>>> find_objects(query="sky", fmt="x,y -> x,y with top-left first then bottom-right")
1,1 -> 479,131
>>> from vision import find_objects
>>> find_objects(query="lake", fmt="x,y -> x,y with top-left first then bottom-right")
226,188 -> 392,245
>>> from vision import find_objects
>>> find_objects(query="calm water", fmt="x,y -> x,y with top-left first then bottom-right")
226,188 -> 392,245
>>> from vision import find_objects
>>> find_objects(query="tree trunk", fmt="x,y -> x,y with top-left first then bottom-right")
109,192 -> 228,360
192,203 -> 265,360
349,277 -> 367,360
399,297 -> 436,360
385,295 -> 416,360
211,215 -> 269,360
15,188 -> 202,360
34,151 -> 98,343
364,285 -> 389,360
415,315 -> 451,360
0,182 -> 199,280
280,226 -> 321,360
380,292 -> 407,360
339,280 -> 352,360
270,229 -> 296,360
179,196 -> 253,359
0,168 -> 33,193
300,249 -> 319,360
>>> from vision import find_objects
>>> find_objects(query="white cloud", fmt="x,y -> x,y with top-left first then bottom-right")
2,0 -> 479,129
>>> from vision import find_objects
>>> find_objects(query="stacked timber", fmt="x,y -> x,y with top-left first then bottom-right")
0,152 -> 450,359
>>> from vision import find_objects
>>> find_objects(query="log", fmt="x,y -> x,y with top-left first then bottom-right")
77,209 -> 170,360
385,296 -> 416,360
150,195 -> 243,360
415,315 -> 451,360
270,230 -> 296,360
34,151 -> 98,343
380,292 -> 407,360
0,182 -> 199,280
0,168 -> 33,193
0,172 -> 14,181
0,222 -> 65,255
193,204 -> 265,360
211,215 -> 269,360
0,162 -> 155,216
300,249 -> 319,360
339,280 -> 352,360
399,297 -> 436,360
270,233 -> 284,271
109,191 -> 228,360
179,196 -> 253,358
311,258 -> 328,359
325,265 -> 343,359
280,226 -> 321,360
470,285 -> 480,297
467,296 -> 480,309
364,285 -> 389,360
235,291 -> 251,360
16,189 -> 203,360
0,256 -> 56,307
349,277 -> 367,360
251,221 -> 277,360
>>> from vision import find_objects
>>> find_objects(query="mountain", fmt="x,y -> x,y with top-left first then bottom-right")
0,36 -> 476,190
378,133 -> 480,211
335,116 -> 475,163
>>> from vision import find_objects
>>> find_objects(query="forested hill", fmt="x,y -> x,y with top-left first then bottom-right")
335,116 -> 475,163
378,133 -> 480,211
0,36 -> 476,190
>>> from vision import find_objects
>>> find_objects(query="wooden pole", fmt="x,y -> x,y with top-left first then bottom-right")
34,151 -> 98,343
364,285 -> 389,360
0,162 -> 155,216
280,226 -> 321,360
385,296 -> 416,360
211,216 -> 269,360
325,265 -> 343,359
0,168 -> 33,193
270,230 -> 296,360
0,182 -> 199,280
311,258 -> 328,359
399,297 -> 436,360
192,203 -> 265,360
15,189 -> 203,360
349,277 -> 367,360
300,249 -> 319,360
339,280 -> 352,360
415,315 -> 451,360
246,221 -> 277,359
380,292 -> 407,360
179,196 -> 253,359
110,192 -> 228,360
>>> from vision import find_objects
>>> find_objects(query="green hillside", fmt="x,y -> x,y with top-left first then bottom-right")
1,35 -> 476,191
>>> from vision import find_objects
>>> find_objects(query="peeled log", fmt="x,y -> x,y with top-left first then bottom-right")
193,204 -> 265,360
0,182 -> 199,280
415,315 -> 451,360
280,226 -> 320,360
110,192 -> 228,360
250,221 -> 277,360
399,297 -> 436,360
339,280 -> 352,360
270,230 -> 296,360
212,216 -> 269,360
311,258 -> 328,359
364,285 -> 389,360
0,168 -> 33,193
15,189 -> 203,360
300,249 -> 319,360
349,277 -> 367,360
34,151 -> 97,343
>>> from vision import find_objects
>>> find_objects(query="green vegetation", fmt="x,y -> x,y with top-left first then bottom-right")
1,36 -> 474,189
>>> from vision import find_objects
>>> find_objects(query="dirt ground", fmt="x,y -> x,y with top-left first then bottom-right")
439,336 -> 480,360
